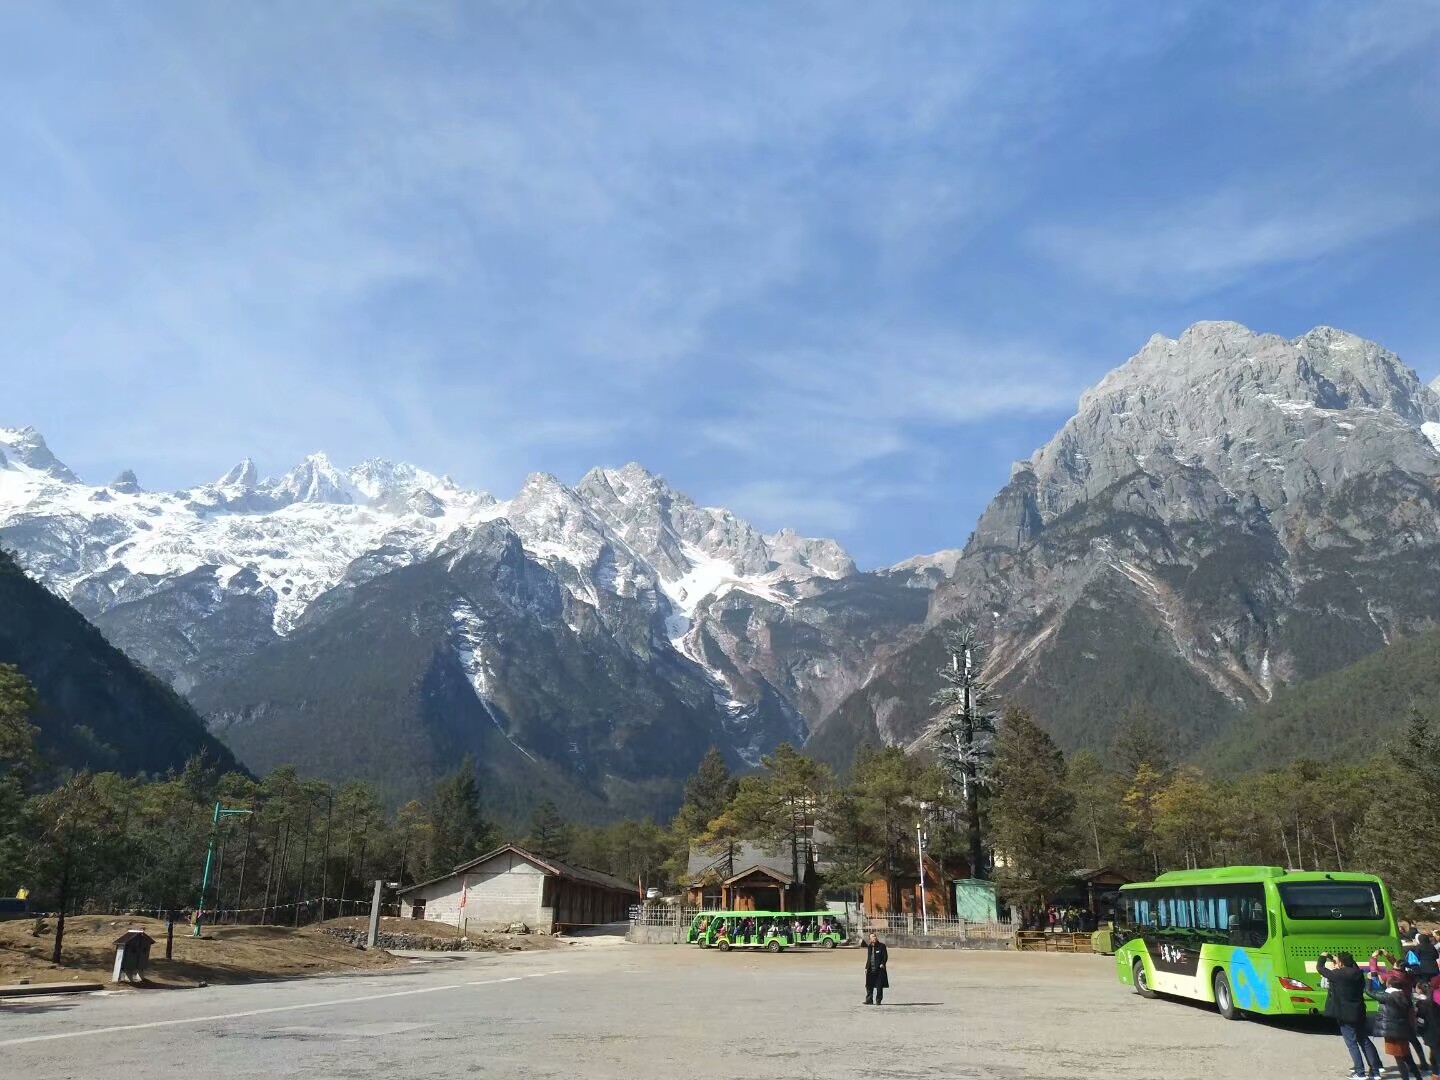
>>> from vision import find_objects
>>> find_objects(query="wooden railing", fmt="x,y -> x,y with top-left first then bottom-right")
1014,930 -> 1095,952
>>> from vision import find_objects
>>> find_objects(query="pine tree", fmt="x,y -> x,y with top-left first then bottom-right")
1064,749 -> 1131,870
666,747 -> 739,886
526,799 -> 573,861
990,708 -> 1076,913
725,743 -> 831,890
0,665 -> 38,889
673,747 -> 737,839
1356,709 -> 1440,913
426,756 -> 494,874
0,663 -> 38,767
931,622 -> 998,879
822,744 -> 926,895
1110,705 -> 1174,777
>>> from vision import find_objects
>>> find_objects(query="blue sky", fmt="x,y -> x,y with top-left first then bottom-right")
4,1 -> 1438,568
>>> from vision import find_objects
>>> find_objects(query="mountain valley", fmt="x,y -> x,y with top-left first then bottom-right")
5,321 -> 1440,813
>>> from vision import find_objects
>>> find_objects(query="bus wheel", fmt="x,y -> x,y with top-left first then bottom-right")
1213,970 -> 1241,1020
1132,957 -> 1156,999
767,940 -> 781,953
717,940 -> 730,952
823,938 -> 837,949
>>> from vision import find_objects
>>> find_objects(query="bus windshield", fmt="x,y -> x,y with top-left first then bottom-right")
1277,881 -> 1384,920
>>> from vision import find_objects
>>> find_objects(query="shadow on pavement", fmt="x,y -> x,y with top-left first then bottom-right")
0,998 -> 86,1015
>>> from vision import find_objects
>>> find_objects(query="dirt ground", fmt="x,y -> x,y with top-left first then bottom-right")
0,913 -> 571,989
0,915 -> 406,988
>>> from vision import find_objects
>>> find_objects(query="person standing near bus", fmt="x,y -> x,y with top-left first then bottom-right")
1369,965 -> 1422,1080
864,931 -> 889,1005
1319,952 -> 1383,1080
1412,933 -> 1439,982
1415,975 -> 1440,1080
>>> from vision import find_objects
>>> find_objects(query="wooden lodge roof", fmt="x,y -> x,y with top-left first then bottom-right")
687,843 -> 794,885
722,863 -> 795,887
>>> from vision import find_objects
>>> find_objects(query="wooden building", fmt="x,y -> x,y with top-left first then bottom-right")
1054,868 -> 1133,914
859,852 -> 972,920
685,842 -> 819,910
395,844 -> 635,934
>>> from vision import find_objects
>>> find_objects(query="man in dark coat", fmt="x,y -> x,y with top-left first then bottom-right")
864,931 -> 889,1005
1319,951 -> 1382,1080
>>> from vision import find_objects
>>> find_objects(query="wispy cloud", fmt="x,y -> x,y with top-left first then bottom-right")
2,1 -> 1436,564
1027,184 -> 1434,301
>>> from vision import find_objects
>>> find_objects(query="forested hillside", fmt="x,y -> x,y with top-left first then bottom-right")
0,549 -> 238,777
1204,625 -> 1440,774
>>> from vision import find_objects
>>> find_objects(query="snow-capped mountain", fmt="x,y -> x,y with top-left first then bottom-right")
0,426 -> 930,811
810,322 -> 1440,766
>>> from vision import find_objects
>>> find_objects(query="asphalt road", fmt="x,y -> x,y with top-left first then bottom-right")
1,939 -> 1362,1080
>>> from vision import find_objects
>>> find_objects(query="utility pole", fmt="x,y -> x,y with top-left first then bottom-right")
366,879 -> 398,948
961,642 -> 985,882
916,801 -> 930,936
195,802 -> 252,937
933,623 -> 994,884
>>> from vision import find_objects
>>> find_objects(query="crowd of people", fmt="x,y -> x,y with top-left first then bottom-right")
1018,905 -> 1101,933
1320,921 -> 1440,1080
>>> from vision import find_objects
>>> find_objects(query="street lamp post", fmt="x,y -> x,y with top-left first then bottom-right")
916,801 -> 930,936
195,802 -> 252,937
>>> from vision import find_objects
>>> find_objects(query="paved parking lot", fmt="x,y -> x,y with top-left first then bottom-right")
1,940 -> 1351,1079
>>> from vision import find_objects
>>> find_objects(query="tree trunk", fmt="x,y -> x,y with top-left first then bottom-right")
274,824 -> 292,925
319,795 -> 332,923
234,814 -> 254,925
293,803 -> 314,928
51,840 -> 71,965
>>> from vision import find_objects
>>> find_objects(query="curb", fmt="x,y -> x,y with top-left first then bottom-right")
0,981 -> 105,998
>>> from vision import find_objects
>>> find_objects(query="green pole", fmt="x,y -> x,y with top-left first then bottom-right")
194,801 -> 222,937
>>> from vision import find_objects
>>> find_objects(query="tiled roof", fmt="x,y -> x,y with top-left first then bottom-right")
687,843 -> 794,882
397,843 -> 636,896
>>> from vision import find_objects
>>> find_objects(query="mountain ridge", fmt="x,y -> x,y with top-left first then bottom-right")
810,321 -> 1440,767
0,425 -> 934,808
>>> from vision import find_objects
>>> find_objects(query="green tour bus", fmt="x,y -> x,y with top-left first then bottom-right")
1114,866 -> 1400,1021
687,911 -> 847,951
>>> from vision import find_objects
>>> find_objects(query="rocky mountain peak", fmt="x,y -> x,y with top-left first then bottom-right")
0,426 -> 80,482
110,469 -> 142,494
1009,322 -> 1440,535
765,528 -> 856,579
216,458 -> 258,490
274,452 -> 359,506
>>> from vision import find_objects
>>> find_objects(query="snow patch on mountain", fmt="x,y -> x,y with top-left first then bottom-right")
450,600 -> 537,763
1423,422 -> 1440,455
0,430 -> 858,657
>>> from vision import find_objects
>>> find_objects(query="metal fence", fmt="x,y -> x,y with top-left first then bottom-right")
866,914 -> 1015,942
628,906 -> 1011,943
629,905 -> 701,927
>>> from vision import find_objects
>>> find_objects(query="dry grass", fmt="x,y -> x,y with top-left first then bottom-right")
0,914 -> 404,989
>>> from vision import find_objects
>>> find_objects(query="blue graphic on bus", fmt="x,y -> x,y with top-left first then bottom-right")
1231,949 -> 1273,1010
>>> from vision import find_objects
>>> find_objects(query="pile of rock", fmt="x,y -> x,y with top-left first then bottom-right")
319,927 -> 530,952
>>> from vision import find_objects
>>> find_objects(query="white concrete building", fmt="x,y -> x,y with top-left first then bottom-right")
395,844 -> 635,933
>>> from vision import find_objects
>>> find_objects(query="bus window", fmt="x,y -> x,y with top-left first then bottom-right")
1233,886 -> 1268,947
1277,882 -> 1384,921
1124,895 -> 1155,928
